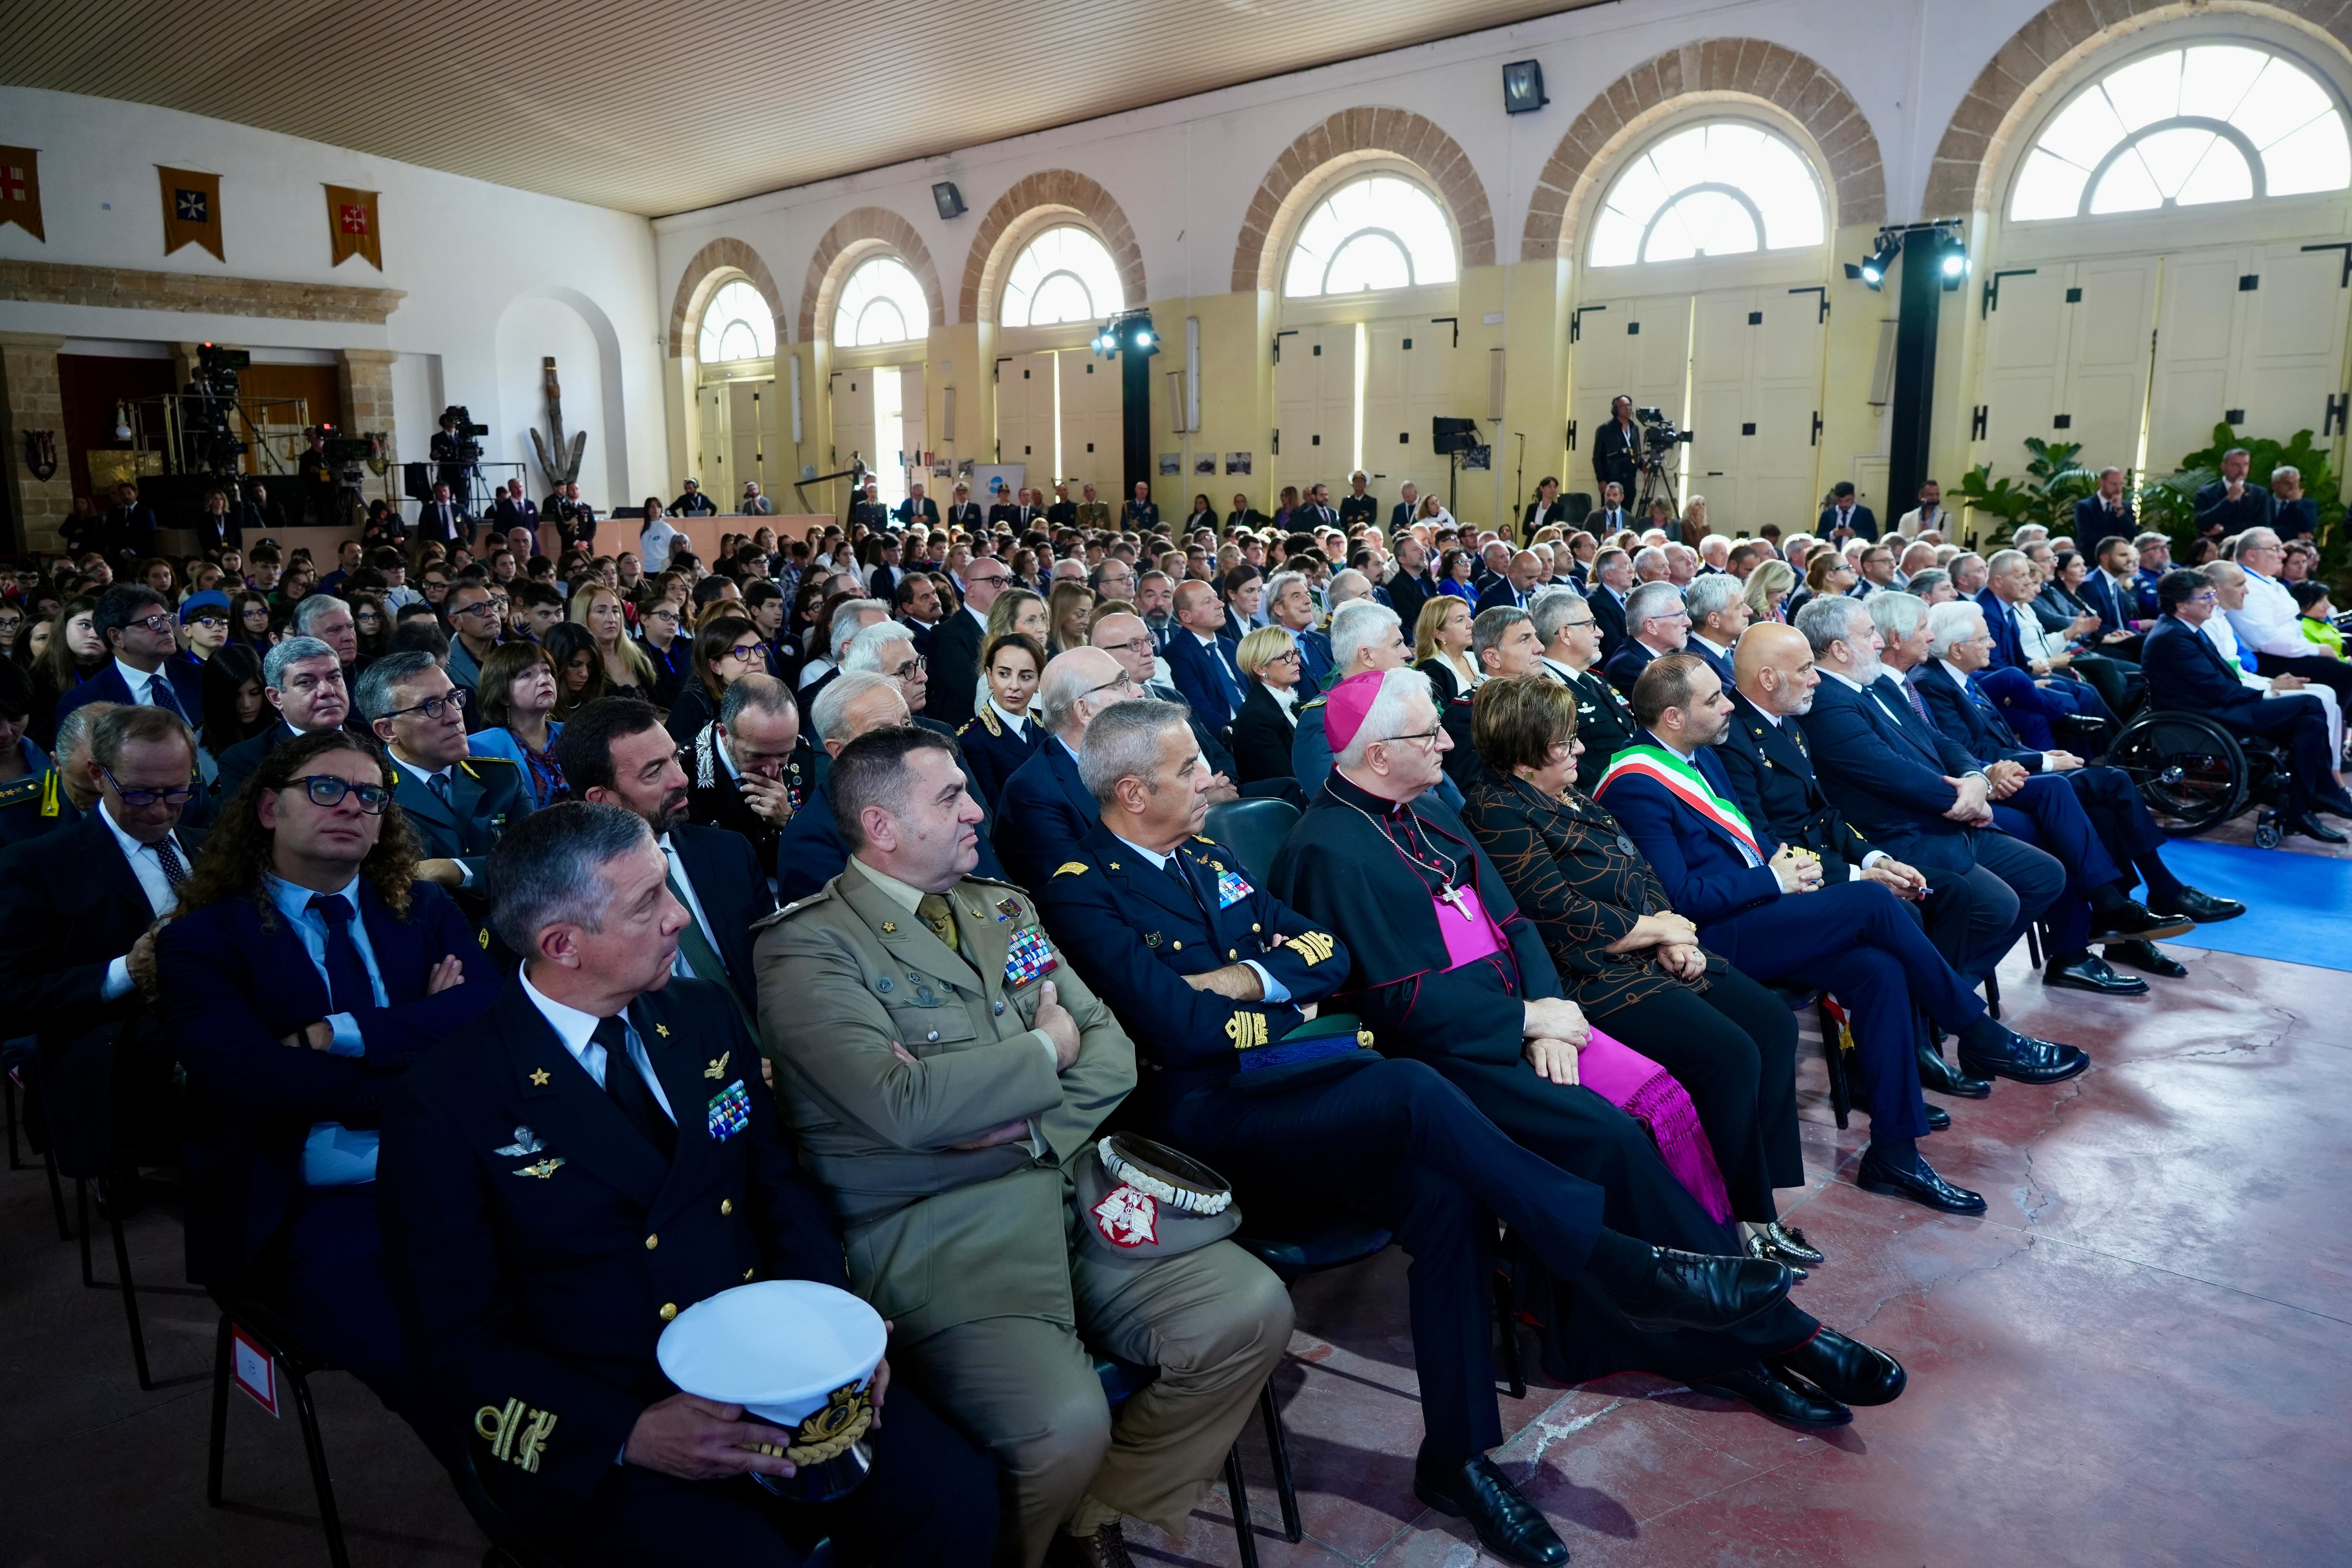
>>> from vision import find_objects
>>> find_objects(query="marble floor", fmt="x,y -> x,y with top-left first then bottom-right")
4,855 -> 2347,1568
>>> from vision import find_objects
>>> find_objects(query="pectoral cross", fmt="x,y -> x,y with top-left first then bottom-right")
1436,883 -> 1469,917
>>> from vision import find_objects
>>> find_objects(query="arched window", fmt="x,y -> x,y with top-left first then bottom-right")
832,257 -> 929,347
697,279 -> 775,362
1001,225 -> 1125,327
2010,43 -> 2351,220
1589,122 -> 1826,267
1283,174 -> 1458,299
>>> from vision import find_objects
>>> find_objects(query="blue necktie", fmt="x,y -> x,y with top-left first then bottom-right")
1213,643 -> 1244,707
147,671 -> 186,721
307,893 -> 375,1015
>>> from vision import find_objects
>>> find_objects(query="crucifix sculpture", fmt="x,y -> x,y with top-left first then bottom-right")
528,356 -> 586,492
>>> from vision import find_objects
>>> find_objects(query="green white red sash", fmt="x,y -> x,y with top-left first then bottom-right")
1595,744 -> 1762,860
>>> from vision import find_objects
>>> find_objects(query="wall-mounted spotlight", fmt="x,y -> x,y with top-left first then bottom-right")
1093,309 -> 1160,359
932,181 -> 966,220
1844,231 -> 1902,290
1939,238 -> 1969,291
1502,60 -> 1549,114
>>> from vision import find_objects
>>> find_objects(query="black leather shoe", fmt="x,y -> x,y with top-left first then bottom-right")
1748,1221 -> 1825,1268
2043,953 -> 2149,996
1918,1041 -> 1991,1099
1924,1104 -> 1951,1131
2289,811 -> 2349,844
1958,1025 -> 2091,1084
2088,900 -> 2195,940
1606,1246 -> 1794,1333
1413,1450 -> 1570,1567
2153,887 -> 2244,924
1688,1364 -> 1851,1427
1856,1148 -> 1987,1214
1770,1328 -> 1908,1407
2102,937 -> 2188,978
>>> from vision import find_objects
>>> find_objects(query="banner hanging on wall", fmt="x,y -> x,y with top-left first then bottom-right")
158,166 -> 224,259
324,185 -> 381,269
0,147 -> 44,240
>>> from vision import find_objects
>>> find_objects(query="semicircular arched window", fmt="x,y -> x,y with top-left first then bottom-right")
2010,43 -> 2351,220
697,279 -> 775,362
832,257 -> 930,348
1001,225 -> 1125,327
1589,122 -> 1826,267
1283,174 -> 1459,299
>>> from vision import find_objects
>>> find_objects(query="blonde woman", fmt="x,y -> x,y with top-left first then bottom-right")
571,583 -> 658,699
1414,595 -> 1481,703
1229,624 -> 1303,786
1742,558 -> 1798,624
1045,579 -> 1095,657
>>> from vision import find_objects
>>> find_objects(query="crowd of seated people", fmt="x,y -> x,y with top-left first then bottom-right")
2,460 -> 2329,1568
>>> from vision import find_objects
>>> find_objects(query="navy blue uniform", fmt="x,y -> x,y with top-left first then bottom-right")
990,737 -> 1096,894
954,706 -> 1043,812
391,754 -> 535,880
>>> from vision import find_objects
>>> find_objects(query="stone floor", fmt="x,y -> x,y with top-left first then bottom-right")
5,862 -> 2347,1567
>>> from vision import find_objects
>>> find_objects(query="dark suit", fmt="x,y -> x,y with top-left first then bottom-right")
1587,583 -> 1631,662
2074,496 -> 2135,541
955,705 -> 1044,811
2141,615 -> 2348,816
380,976 -> 992,1562
489,495 -> 541,537
944,502 -> 986,534
418,498 -> 472,547
666,823 -> 775,1012
685,736 -> 813,884
1548,663 -> 1636,793
391,755 -> 534,880
102,502 -> 160,558
1229,681 -> 1299,787
990,737 -> 1097,895
1816,504 -> 1878,541
55,658 -> 204,731
776,775 -> 1006,907
1385,570 -> 1437,634
926,606 -> 987,730
1473,578 -> 1535,618
892,497 -> 940,530
1602,639 -> 1660,698
1591,417 -> 1640,499
1165,629 -> 1248,737
2193,480 -> 2273,539
0,812 -> 202,1183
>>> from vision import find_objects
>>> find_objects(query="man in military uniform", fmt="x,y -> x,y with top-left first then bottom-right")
1531,587 -> 1635,792
755,725 -> 1292,1568
381,803 -> 995,1568
1074,483 -> 1112,531
357,652 -> 533,887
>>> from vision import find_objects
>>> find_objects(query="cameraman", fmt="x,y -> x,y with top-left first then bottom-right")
430,410 -> 475,511
295,431 -> 340,529
1592,394 -> 1640,502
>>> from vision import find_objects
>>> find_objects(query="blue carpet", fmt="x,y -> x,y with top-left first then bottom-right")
2153,840 -> 2352,971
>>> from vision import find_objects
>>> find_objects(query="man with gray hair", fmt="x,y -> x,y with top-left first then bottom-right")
758,725 -> 1290,1568
1261,569 -> 1334,688
797,596 -> 890,725
774,671 -> 916,906
1322,566 -> 1375,613
840,619 -> 932,721
2226,525 -> 2352,706
992,648 -> 1140,892
291,592 -> 358,675
383,801 -> 998,1568
1289,599 -> 1465,806
1604,580 -> 1692,696
212,635 -> 352,801
359,650 -> 530,887
687,673 -> 812,885
1682,573 -> 1749,684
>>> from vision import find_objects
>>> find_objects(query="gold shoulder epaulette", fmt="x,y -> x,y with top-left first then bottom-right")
1052,862 -> 1090,877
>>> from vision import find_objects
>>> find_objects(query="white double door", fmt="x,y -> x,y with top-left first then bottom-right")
831,362 -> 927,505
1568,283 -> 1826,533
1274,321 -> 1460,502
695,375 -> 777,509
996,349 -> 1123,496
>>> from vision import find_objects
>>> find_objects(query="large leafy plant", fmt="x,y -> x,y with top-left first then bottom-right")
1951,438 -> 2102,547
2136,424 -> 2343,585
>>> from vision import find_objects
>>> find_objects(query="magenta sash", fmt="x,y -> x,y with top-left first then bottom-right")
1575,1028 -> 1734,1224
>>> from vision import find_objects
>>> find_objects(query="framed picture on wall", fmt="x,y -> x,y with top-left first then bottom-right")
1194,454 -> 1216,474
1225,452 -> 1252,475
1158,452 -> 1181,475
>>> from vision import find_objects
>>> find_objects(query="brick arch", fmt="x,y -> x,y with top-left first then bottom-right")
667,237 -> 786,357
1522,41 -> 1885,263
797,207 -> 948,344
960,172 -> 1148,324
1230,108 -> 1495,295
1924,0 -> 2352,217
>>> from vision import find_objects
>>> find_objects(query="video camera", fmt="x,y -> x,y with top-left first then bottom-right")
183,343 -> 251,473
440,404 -> 489,464
1634,406 -> 1692,468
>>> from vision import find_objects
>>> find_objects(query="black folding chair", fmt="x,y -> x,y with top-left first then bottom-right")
207,1299 -> 350,1568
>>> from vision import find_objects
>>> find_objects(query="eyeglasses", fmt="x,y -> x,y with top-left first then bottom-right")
720,643 -> 769,666
101,767 -> 195,807
187,614 -> 226,630
1266,649 -> 1302,665
883,655 -> 928,678
382,688 -> 469,722
452,600 -> 500,620
126,611 -> 174,634
1376,728 -> 1444,749
1081,673 -> 1141,701
287,774 -> 392,813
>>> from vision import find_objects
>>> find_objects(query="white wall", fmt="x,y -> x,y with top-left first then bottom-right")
0,86 -> 667,507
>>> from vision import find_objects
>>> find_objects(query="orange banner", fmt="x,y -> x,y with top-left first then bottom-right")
159,165 -> 223,259
0,147 -> 42,241
324,184 -> 381,269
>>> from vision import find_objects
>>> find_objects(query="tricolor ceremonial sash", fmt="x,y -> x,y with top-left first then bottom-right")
1594,744 -> 1762,860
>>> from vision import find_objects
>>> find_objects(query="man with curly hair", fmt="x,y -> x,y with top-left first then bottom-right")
158,727 -> 495,1427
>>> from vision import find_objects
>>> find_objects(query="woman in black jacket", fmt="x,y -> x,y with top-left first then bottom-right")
1228,624 -> 1304,787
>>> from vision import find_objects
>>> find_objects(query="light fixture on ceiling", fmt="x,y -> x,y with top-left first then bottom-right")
1502,60 -> 1548,115
932,181 -> 965,220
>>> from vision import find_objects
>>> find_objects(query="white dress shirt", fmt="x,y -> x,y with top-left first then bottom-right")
2228,569 -> 2310,658
113,657 -> 178,711
96,800 -> 186,999
658,832 -> 722,983
519,969 -> 676,1122
988,699 -> 1031,738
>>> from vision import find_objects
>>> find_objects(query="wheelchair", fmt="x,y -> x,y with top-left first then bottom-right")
2107,708 -> 2290,847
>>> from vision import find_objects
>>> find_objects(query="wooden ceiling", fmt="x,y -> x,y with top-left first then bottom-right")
2,0 -> 1604,217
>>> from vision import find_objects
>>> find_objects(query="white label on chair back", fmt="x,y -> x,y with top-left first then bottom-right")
232,1325 -> 280,1417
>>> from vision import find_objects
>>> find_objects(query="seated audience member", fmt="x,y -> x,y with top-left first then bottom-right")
2293,579 -> 2346,659
160,729 -> 493,1428
1416,595 -> 1483,705
773,672 -> 913,906
1603,581 -> 1692,697
991,648 -> 1141,892
382,802 -> 995,1567
756,725 -> 1292,1568
1229,624 -> 1306,787
467,641 -> 569,807
1041,705 -> 1877,1551
1263,570 -> 1334,688
357,652 -> 532,886
1975,549 -> 2118,737
1711,623 -> 1991,1100
2225,528 -> 2352,707
1458,678 -> 1812,1263
1866,593 -> 2190,995
685,674 -> 813,886
1597,655 -> 2085,1212
290,594 -> 361,686
1529,588 -> 1636,792
1787,597 -> 2069,988
1291,600 -> 1469,807
214,637 -> 355,802
955,632 -> 1046,810
0,659 -> 63,846
667,613 -> 768,745
1266,672 -> 1901,1402
0,706 -> 205,1209
1163,580 -> 1248,736
1681,574 -> 1748,686
797,598 -> 891,730
2141,569 -> 2352,840
2205,561 -> 2344,758
37,701 -> 113,835
1911,599 -> 2242,961
57,584 -> 204,728
1091,612 -> 1243,798
556,699 -> 771,1018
